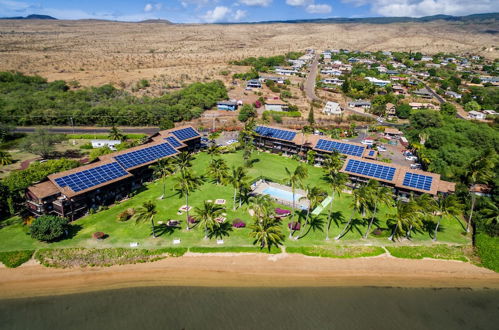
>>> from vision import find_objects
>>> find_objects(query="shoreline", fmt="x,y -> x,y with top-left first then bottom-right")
1,253 -> 498,299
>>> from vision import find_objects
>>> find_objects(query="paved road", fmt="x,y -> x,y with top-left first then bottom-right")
14,126 -> 160,135
304,53 -> 320,101
413,78 -> 468,119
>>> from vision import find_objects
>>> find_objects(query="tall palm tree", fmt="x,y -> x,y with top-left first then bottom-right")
207,158 -> 229,185
248,194 -> 273,221
173,152 -> 194,178
363,180 -> 393,239
194,201 -> 224,239
463,151 -> 496,233
284,164 -> 308,237
108,125 -> 125,141
151,157 -> 175,199
410,193 -> 437,239
335,186 -> 368,240
174,170 -> 204,230
433,194 -> 462,241
207,145 -> 220,159
388,199 -> 418,241
250,217 -> 284,252
0,150 -> 13,166
298,185 -> 327,237
322,151 -> 343,173
322,170 -> 348,240
227,166 -> 248,210
133,201 -> 158,238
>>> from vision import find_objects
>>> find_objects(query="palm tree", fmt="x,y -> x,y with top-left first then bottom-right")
388,199 -> 419,241
322,151 -> 343,173
250,217 -> 284,252
410,193 -> 437,239
363,180 -> 393,239
0,150 -> 13,166
207,145 -> 220,159
335,186 -> 368,240
108,125 -> 125,141
194,201 -> 224,239
174,170 -> 204,230
151,158 -> 175,199
284,164 -> 308,237
463,151 -> 496,233
298,185 -> 326,238
227,166 -> 248,210
133,201 -> 158,238
173,152 -> 194,178
207,158 -> 229,185
322,170 -> 348,240
433,194 -> 462,241
248,194 -> 273,221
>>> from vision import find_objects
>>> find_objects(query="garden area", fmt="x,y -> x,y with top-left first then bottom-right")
0,150 -> 471,258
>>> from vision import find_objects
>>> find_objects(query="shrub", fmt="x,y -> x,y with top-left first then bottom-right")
288,222 -> 301,230
30,215 -> 69,242
92,232 -> 106,240
117,208 -> 135,222
232,219 -> 246,228
475,233 -> 499,272
0,250 -> 34,268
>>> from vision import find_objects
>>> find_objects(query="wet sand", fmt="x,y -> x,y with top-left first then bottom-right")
1,253 -> 498,299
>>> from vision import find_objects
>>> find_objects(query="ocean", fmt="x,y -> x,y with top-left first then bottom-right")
1,286 -> 498,329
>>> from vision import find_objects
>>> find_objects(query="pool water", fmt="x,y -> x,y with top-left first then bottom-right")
263,186 -> 303,203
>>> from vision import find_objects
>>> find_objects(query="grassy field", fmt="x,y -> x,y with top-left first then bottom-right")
0,150 -> 470,253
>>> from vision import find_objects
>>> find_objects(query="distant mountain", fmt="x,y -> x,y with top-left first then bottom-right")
249,12 -> 499,25
0,14 -> 57,20
138,19 -> 172,24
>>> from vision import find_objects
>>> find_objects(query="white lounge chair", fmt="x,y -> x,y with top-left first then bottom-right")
173,239 -> 181,245
216,239 -> 224,245
130,242 -> 139,247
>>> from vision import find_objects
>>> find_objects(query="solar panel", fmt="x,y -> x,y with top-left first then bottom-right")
255,126 -> 296,141
368,150 -> 375,156
54,162 -> 129,193
115,143 -> 177,169
345,159 -> 396,181
402,172 -> 433,191
171,127 -> 200,141
164,136 -> 182,148
315,139 -> 365,157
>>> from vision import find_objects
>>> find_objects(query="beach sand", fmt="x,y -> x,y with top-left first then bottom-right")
1,253 -> 498,299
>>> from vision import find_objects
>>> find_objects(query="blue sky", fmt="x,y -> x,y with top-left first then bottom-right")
0,0 -> 498,23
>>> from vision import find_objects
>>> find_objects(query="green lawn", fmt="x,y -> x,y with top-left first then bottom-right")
0,150 -> 471,253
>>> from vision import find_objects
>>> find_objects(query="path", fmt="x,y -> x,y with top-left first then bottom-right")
304,53 -> 320,101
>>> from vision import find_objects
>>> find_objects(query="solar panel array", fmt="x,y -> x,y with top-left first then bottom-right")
402,172 -> 433,191
316,139 -> 365,157
255,126 -> 296,141
164,136 -> 182,148
54,162 -> 129,193
115,143 -> 177,169
171,127 -> 200,141
368,150 -> 375,157
345,159 -> 396,181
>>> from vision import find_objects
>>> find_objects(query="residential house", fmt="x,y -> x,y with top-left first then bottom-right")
264,99 -> 289,112
321,69 -> 342,76
444,91 -> 462,99
392,85 -> 407,95
482,110 -> 498,116
366,77 -> 390,87
217,101 -> 238,111
385,103 -> 397,117
348,100 -> 371,109
322,101 -> 342,115
409,103 -> 439,110
274,67 -> 298,76
468,111 -> 485,120
322,78 -> 344,86
259,76 -> 284,84
384,127 -> 403,138
246,79 -> 262,88
412,88 -> 433,99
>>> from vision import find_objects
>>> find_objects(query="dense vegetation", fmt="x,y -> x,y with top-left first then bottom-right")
231,52 -> 304,73
0,250 -> 34,268
0,72 -> 227,126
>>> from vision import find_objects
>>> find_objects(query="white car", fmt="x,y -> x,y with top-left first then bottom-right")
361,139 -> 374,146
377,146 -> 386,152
405,156 -> 418,161
410,163 -> 422,169
226,139 -> 238,145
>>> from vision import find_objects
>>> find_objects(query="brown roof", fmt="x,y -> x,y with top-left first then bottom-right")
470,184 -> 491,194
154,125 -> 200,143
28,181 -> 60,199
384,127 -> 403,135
265,99 -> 288,106
48,159 -> 134,198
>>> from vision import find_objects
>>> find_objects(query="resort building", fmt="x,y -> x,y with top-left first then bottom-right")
26,126 -> 202,220
252,125 -> 454,197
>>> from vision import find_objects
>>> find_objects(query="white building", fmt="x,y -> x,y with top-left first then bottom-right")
91,140 -> 121,150
366,77 -> 390,87
274,67 -> 298,76
264,99 -> 289,112
468,111 -> 485,120
322,101 -> 342,115
321,69 -> 342,76
322,78 -> 344,86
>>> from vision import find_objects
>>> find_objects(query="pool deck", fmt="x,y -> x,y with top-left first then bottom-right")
252,180 -> 310,210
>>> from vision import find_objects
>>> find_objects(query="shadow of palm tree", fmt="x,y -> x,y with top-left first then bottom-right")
329,211 -> 345,229
298,215 -> 325,239
208,222 -> 233,240
349,218 -> 366,237
155,224 -> 180,237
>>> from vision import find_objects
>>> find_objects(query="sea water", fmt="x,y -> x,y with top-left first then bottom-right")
1,287 -> 498,330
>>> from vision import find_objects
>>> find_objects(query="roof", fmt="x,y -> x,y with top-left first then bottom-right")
384,127 -> 403,135
265,99 -> 288,106
28,181 -> 60,199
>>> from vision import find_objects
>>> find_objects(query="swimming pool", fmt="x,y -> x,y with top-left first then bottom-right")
263,186 -> 303,204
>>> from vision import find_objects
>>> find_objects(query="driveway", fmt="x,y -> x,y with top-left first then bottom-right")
304,53 -> 320,101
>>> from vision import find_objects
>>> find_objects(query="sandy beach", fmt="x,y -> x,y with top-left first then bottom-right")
1,253 -> 498,299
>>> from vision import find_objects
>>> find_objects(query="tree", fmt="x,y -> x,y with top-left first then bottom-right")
238,104 -> 257,122
335,186 -> 368,240
411,193 -> 437,239
307,106 -> 315,125
395,103 -> 412,119
206,145 -> 220,159
284,164 -> 308,237
207,158 -> 229,185
159,118 -> 174,130
298,185 -> 326,238
341,78 -> 350,93
464,150 -> 497,233
194,201 -> 224,239
363,180 -> 393,239
30,215 -> 69,242
250,217 -> 284,252
388,200 -> 418,241
108,125 -> 126,141
134,201 -> 158,238
248,194 -> 273,222
440,103 -> 457,116
151,158 -> 175,199
433,194 -> 462,241
0,150 -> 13,166
174,170 -> 204,230
228,166 -> 247,210
19,128 -> 64,159
322,170 -> 348,240
464,101 -> 481,112
172,152 -> 194,178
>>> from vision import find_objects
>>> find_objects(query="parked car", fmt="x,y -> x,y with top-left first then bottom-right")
361,139 -> 374,146
405,156 -> 418,161
377,146 -> 386,152
377,117 -> 384,123
410,163 -> 422,169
